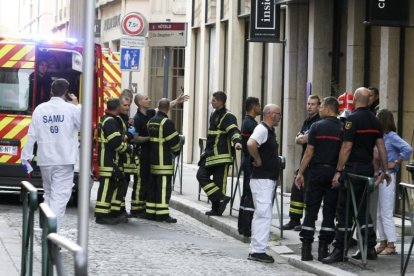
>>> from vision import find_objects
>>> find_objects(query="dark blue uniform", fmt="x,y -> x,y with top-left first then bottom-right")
289,114 -> 321,219
300,117 -> 342,243
333,107 -> 383,250
238,115 -> 257,237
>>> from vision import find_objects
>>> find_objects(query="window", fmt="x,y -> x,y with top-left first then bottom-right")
238,0 -> 251,17
0,68 -> 32,112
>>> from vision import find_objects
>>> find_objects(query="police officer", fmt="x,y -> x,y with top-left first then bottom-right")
322,87 -> 390,264
21,78 -> 80,233
146,98 -> 181,223
283,95 -> 321,230
94,98 -> 129,225
238,97 -> 261,237
295,97 -> 342,261
197,91 -> 242,216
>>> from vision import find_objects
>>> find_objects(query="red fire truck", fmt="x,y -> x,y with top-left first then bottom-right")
0,37 -> 115,196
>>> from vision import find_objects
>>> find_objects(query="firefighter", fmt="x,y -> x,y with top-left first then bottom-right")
322,87 -> 390,264
238,97 -> 261,237
197,91 -> 242,216
283,95 -> 321,231
111,92 -> 138,223
146,98 -> 182,223
132,92 -> 189,218
294,97 -> 342,261
94,98 -> 129,225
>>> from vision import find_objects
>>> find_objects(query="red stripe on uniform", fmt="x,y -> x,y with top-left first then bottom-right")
315,135 -> 341,141
356,129 -> 380,134
241,133 -> 251,138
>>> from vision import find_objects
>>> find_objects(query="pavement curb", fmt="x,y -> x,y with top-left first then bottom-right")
170,195 -> 356,276
280,255 -> 357,276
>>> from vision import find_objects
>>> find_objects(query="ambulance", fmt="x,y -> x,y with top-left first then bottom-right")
0,37 -> 121,196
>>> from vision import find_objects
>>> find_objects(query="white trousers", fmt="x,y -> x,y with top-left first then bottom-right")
376,173 -> 396,242
40,165 -> 74,233
249,178 -> 276,253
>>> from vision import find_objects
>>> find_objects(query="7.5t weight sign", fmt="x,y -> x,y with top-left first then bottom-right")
121,12 -> 147,36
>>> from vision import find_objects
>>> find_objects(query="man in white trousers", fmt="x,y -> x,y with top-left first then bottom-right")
247,104 -> 282,263
21,78 -> 81,233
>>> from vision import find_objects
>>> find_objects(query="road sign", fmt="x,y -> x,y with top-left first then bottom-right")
120,48 -> 141,71
148,22 -> 187,47
121,35 -> 145,48
121,12 -> 146,36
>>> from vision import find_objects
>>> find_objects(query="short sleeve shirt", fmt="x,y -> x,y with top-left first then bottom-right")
343,107 -> 383,163
250,124 -> 268,146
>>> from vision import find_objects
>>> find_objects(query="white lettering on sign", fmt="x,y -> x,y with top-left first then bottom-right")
156,24 -> 172,29
378,0 -> 385,8
262,0 -> 271,23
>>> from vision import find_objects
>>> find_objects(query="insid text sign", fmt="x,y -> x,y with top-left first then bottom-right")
250,0 -> 279,43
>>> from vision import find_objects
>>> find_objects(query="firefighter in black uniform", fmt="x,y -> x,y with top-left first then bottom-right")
238,97 -> 261,237
197,91 -> 242,216
294,97 -> 342,261
132,93 -> 189,217
111,93 -> 138,223
322,87 -> 390,264
283,95 -> 321,230
147,98 -> 182,223
95,98 -> 128,225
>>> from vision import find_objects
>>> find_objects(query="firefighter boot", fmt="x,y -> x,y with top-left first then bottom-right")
318,240 -> 329,261
301,241 -> 313,261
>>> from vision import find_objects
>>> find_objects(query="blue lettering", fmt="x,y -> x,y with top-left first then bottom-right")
43,116 -> 47,123
43,115 -> 65,123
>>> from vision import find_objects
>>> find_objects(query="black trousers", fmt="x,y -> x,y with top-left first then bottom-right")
146,174 -> 172,220
140,146 -> 151,203
300,165 -> 338,243
238,154 -> 254,237
95,176 -> 119,218
289,168 -> 308,219
197,158 -> 229,211
333,163 -> 377,249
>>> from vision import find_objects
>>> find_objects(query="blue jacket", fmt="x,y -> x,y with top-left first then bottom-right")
384,131 -> 413,173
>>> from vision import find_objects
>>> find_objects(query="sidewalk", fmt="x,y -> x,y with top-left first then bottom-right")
170,163 -> 414,276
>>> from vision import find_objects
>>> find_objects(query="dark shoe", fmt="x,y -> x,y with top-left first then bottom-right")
348,237 -> 358,247
95,217 -> 120,225
318,240 -> 330,261
157,216 -> 177,223
205,210 -> 221,216
117,213 -> 129,223
321,247 -> 344,264
352,248 -> 377,260
248,253 -> 275,263
294,224 -> 302,231
282,218 -> 301,230
301,241 -> 313,261
128,211 -> 147,219
217,196 -> 231,215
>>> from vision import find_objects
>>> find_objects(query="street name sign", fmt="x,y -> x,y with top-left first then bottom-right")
121,35 -> 145,48
148,22 -> 187,47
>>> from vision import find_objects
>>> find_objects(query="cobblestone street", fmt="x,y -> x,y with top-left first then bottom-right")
0,194 -> 313,276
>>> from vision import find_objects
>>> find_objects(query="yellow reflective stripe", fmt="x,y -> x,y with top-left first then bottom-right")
206,186 -> 220,196
291,201 -> 305,207
231,133 -> 241,141
161,176 -> 167,205
94,208 -> 111,214
225,124 -> 238,133
107,131 -> 121,141
150,138 -> 165,142
165,131 -> 179,141
222,165 -> 228,194
115,142 -> 127,152
151,164 -> 174,170
156,210 -> 169,215
160,118 -> 167,166
146,202 -> 156,207
289,208 -> 304,214
157,203 -> 169,208
171,143 -> 181,152
99,172 -> 112,177
208,130 -> 225,135
150,169 -> 174,175
95,201 -> 111,207
203,183 -> 216,190
146,209 -> 156,214
100,167 -> 113,172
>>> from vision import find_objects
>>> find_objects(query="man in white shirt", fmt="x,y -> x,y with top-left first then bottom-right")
247,104 -> 282,263
21,78 -> 81,232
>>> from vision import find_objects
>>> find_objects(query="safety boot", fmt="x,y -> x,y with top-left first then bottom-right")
318,240 -> 330,261
301,241 -> 313,261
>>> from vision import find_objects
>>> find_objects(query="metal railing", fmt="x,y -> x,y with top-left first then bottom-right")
39,203 -> 57,276
273,156 -> 286,238
39,203 -> 87,276
47,233 -> 87,276
343,173 -> 375,267
172,135 -> 185,194
20,181 -> 38,276
198,138 -> 208,202
229,148 -> 241,216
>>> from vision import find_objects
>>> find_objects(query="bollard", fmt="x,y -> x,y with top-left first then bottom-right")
39,203 -> 57,276
20,181 -> 38,276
